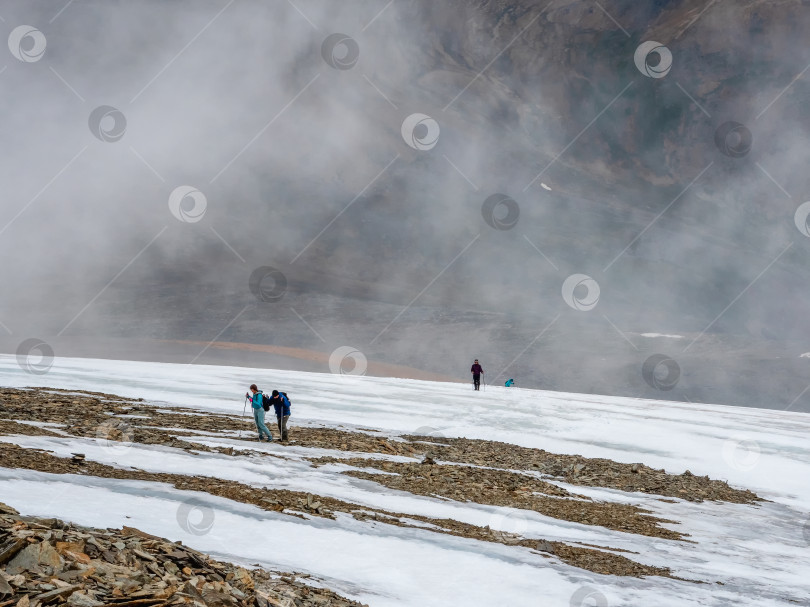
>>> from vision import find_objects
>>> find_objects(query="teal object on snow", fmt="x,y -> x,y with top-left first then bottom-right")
505,379 -> 514,387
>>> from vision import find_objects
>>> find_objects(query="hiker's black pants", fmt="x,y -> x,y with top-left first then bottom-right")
473,375 -> 481,390
277,415 -> 289,440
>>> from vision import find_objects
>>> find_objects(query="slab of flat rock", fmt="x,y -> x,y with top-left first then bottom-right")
0,537 -> 27,566
0,574 -> 13,596
67,591 -> 105,607
34,583 -> 78,602
39,541 -> 63,568
7,541 -> 63,575
6,543 -> 44,575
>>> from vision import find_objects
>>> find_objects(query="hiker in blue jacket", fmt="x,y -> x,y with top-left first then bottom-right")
245,384 -> 273,442
269,390 -> 291,442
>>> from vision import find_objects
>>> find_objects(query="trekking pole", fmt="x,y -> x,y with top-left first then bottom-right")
239,396 -> 248,439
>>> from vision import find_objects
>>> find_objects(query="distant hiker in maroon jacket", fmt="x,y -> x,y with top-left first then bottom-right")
471,359 -> 483,391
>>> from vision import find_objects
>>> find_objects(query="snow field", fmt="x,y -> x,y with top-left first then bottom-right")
1,354 -> 809,606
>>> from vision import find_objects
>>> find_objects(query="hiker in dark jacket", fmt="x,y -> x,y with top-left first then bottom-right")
245,384 -> 273,442
269,390 -> 291,441
471,359 -> 483,391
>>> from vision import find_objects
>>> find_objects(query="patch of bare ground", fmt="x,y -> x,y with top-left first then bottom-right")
0,388 -> 766,507
0,421 -> 62,438
223,423 -> 759,506
0,387 -> 245,435
313,457 -> 685,540
402,435 -> 760,504
353,511 -> 679,578
0,386 -> 757,580
0,388 -> 259,456
0,443 -> 677,578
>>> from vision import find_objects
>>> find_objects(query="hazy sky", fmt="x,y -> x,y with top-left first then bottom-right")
2,0 -> 810,409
